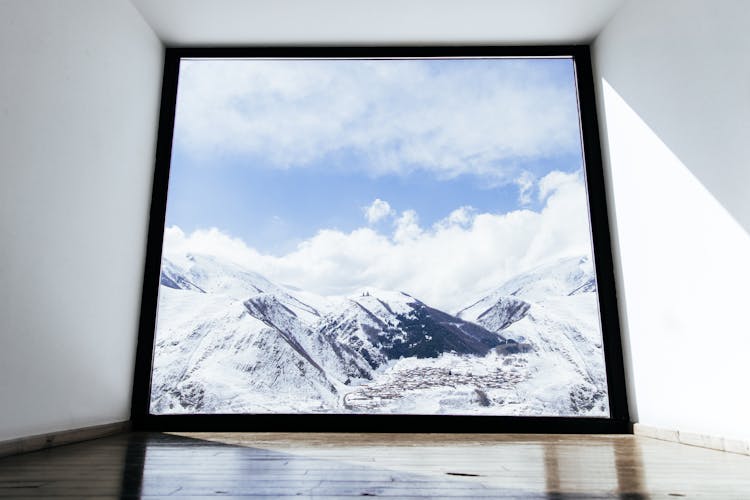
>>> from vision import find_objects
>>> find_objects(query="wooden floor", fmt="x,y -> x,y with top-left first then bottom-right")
1,432 -> 749,498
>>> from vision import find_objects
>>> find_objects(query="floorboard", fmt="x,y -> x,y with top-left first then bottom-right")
0,432 -> 748,498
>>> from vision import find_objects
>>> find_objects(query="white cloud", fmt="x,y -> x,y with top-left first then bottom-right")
363,198 -> 395,224
393,210 -> 422,243
164,171 -> 592,313
434,206 -> 476,230
162,226 -> 265,270
539,170 -> 580,202
515,171 -> 536,205
173,59 -> 581,184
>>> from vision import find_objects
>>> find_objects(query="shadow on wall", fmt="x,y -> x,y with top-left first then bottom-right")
596,77 -> 750,440
593,1 -> 750,236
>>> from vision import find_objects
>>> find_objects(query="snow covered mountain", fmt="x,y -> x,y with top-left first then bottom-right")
151,254 -> 503,414
456,256 -> 609,415
150,253 -> 609,417
160,253 -> 320,323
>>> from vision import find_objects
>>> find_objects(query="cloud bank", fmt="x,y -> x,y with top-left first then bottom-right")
162,170 -> 592,313
173,58 -> 581,185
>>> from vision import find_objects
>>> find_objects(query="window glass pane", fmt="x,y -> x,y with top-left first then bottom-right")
149,57 -> 610,417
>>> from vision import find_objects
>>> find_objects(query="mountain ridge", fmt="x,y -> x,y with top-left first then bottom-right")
151,253 -> 609,416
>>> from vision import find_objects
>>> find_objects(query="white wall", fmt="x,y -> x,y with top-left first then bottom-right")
0,0 -> 163,441
594,0 -> 750,441
130,0 -> 624,46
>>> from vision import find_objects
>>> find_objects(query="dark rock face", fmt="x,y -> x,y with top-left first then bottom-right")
475,297 -> 531,331
160,270 -> 205,293
317,295 -> 505,368
568,277 -> 597,295
384,302 -> 504,359
494,339 -> 533,355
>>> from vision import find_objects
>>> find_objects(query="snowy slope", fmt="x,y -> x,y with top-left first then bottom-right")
457,256 -> 597,321
150,286 -> 339,414
161,254 -> 320,324
152,256 -> 355,413
455,255 -> 609,416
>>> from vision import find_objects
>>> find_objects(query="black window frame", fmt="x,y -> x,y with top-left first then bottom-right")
130,45 -> 631,434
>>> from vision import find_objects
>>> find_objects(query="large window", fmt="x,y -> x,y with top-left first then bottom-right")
133,47 -> 628,432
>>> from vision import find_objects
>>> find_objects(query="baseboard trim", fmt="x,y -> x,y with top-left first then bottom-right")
0,421 -> 130,459
634,423 -> 750,456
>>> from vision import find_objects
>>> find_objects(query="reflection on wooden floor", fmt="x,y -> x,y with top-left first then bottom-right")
0,431 -> 749,498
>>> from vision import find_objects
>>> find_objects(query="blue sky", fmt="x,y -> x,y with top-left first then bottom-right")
165,57 -> 584,255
